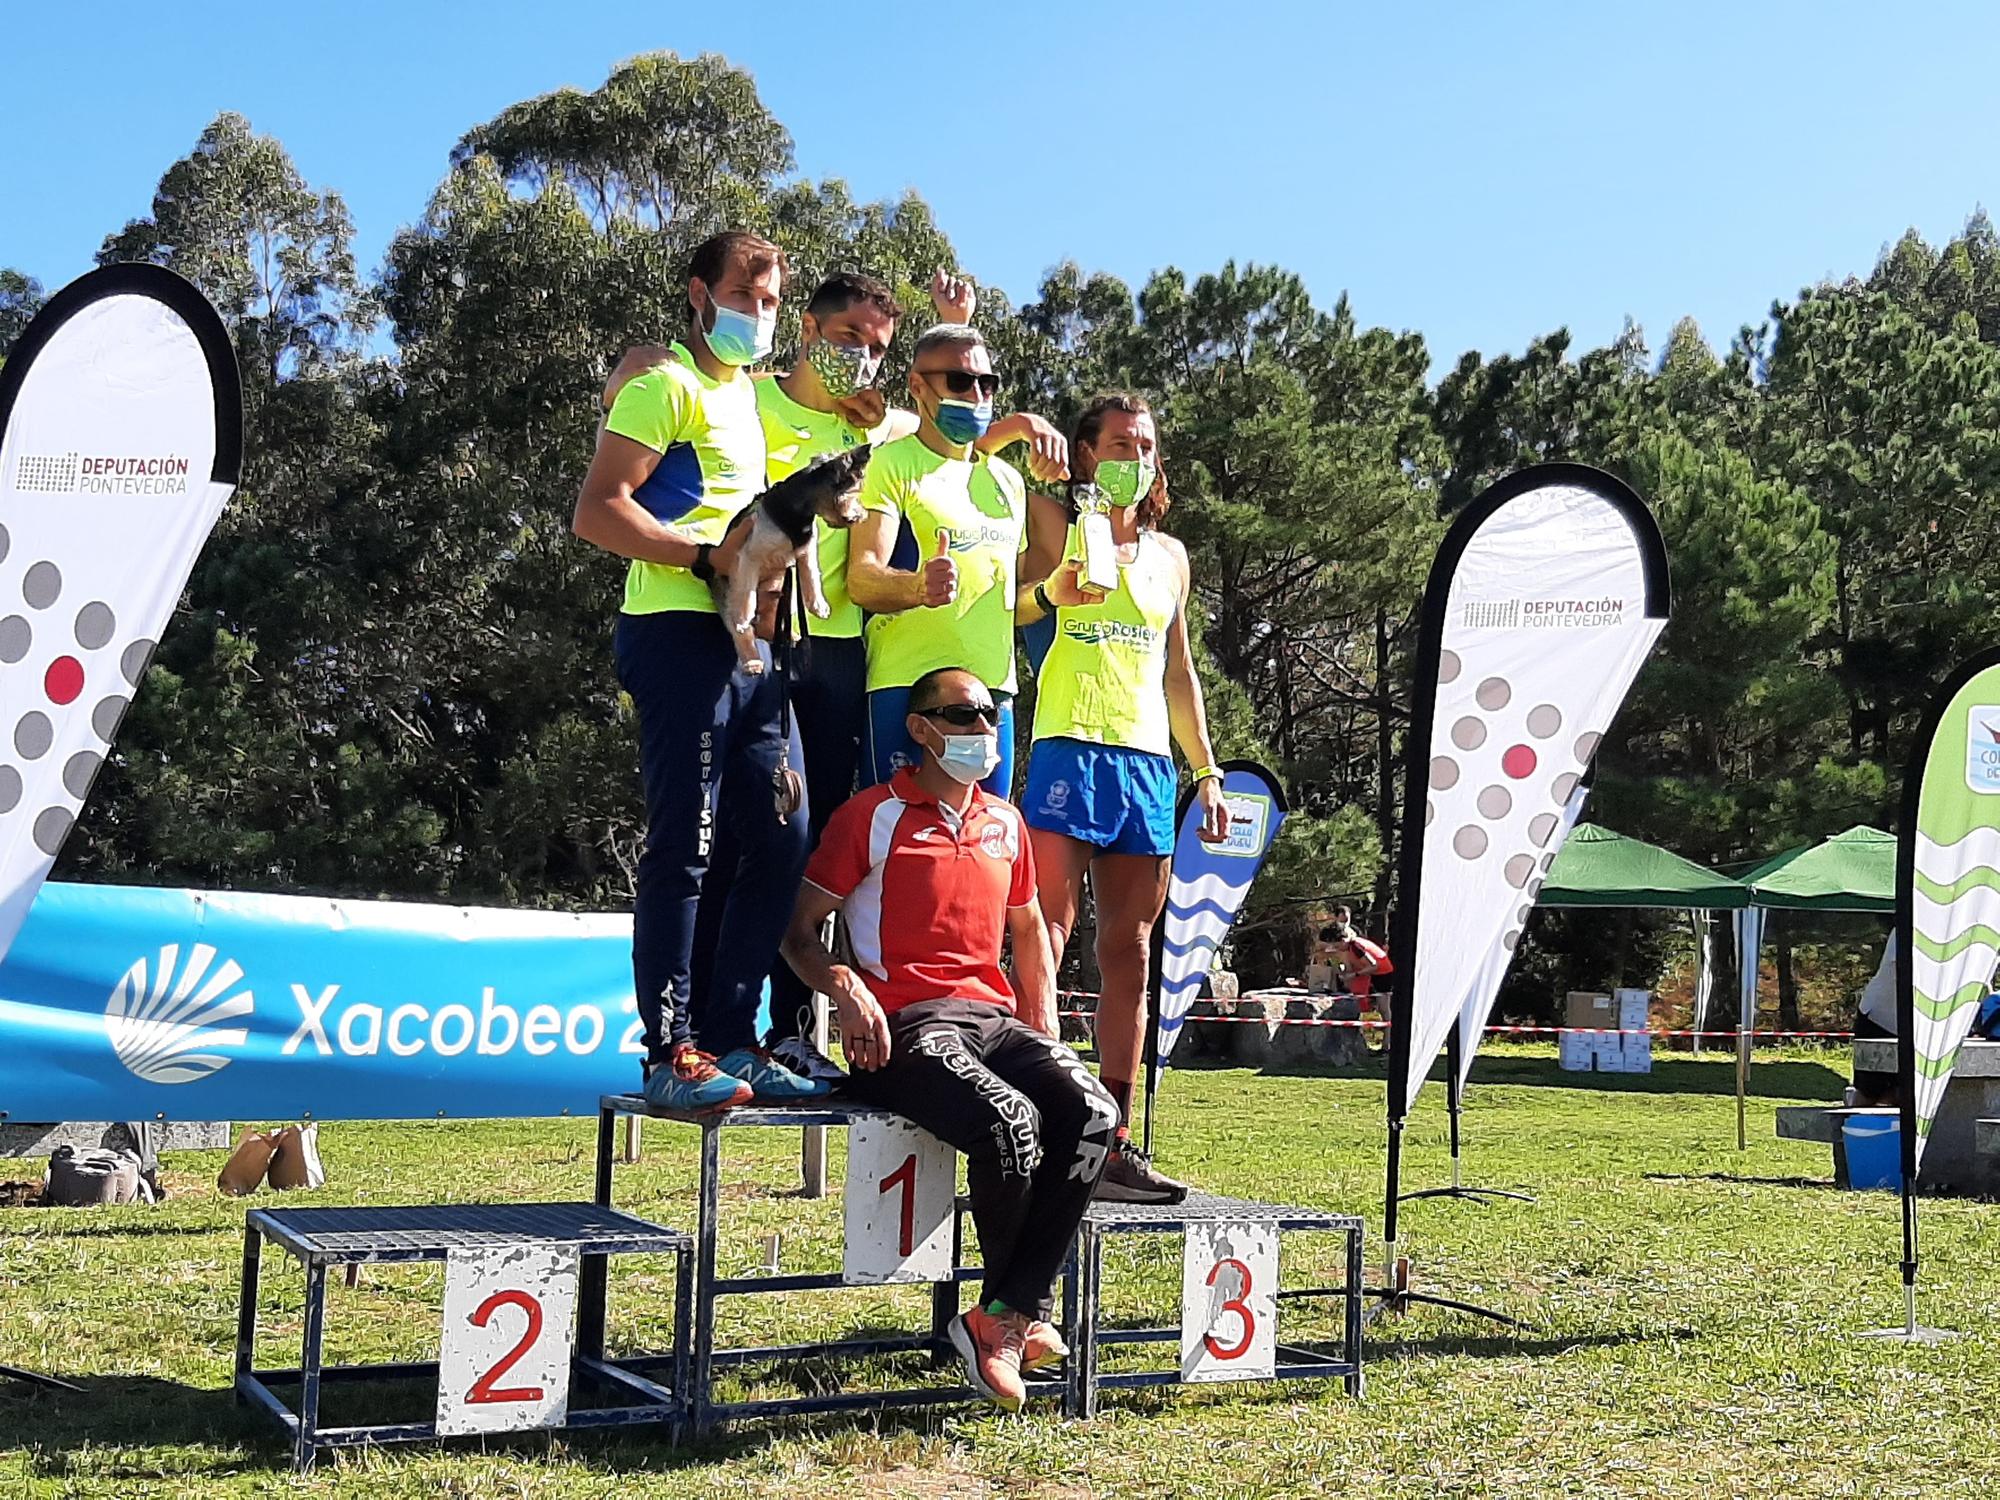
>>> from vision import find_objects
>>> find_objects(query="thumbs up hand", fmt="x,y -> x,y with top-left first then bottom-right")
922,528 -> 959,608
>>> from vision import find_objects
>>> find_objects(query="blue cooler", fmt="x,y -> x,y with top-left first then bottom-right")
1842,1116 -> 1903,1191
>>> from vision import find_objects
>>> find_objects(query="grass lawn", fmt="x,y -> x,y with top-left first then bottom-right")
2,1041 -> 1995,1498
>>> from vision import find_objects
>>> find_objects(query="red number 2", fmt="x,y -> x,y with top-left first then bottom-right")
465,1289 -> 546,1404
1203,1257 -> 1256,1360
881,1152 -> 918,1256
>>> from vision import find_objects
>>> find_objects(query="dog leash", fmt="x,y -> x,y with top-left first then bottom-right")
770,564 -> 806,824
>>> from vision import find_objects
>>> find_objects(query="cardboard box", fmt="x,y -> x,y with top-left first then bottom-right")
1566,991 -> 1615,1031
1558,1032 -> 1595,1072
1615,987 -> 1651,1029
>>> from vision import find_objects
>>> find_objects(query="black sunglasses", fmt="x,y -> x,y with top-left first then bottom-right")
919,703 -> 1000,727
920,369 -> 1001,399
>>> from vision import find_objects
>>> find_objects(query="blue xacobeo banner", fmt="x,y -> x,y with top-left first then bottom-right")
0,883 -> 642,1121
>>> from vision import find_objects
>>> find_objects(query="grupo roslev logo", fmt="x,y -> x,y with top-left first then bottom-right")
105,942 -> 254,1085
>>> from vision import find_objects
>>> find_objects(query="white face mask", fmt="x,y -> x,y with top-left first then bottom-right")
932,728 -> 1001,785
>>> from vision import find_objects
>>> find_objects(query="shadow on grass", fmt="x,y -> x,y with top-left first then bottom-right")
1368,1327 -> 1685,1361
2,1219 -> 235,1240
1645,1171 -> 1839,1191
1197,1049 -> 1850,1103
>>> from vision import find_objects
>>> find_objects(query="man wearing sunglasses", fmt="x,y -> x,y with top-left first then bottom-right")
781,666 -> 1117,1412
848,324 -> 1080,796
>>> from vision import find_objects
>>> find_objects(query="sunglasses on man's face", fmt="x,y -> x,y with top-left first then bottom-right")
919,702 -> 1000,727
920,369 -> 1001,399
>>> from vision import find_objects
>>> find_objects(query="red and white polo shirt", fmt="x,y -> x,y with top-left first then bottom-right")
803,769 -> 1036,1015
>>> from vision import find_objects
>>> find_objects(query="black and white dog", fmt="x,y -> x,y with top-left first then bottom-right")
713,444 -> 871,675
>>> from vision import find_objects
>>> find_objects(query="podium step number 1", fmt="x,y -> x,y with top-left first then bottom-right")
436,1243 -> 580,1435
1179,1220 -> 1277,1382
843,1116 -> 956,1284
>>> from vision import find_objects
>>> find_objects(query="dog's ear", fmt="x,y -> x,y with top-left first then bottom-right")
845,443 -> 871,476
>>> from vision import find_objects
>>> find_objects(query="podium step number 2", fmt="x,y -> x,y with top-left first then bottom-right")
843,1116 -> 956,1284
1180,1221 -> 1278,1382
436,1242 -> 580,1436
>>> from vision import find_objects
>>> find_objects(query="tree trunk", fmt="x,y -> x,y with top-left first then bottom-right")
1775,924 -> 1801,1031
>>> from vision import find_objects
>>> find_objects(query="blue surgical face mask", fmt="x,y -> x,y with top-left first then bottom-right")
934,396 -> 993,446
703,294 -> 776,366
935,729 -> 1001,785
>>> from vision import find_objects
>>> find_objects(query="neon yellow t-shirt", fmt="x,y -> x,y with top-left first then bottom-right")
860,435 -> 1027,694
603,342 -> 765,615
1031,532 -> 1179,756
755,377 -> 897,641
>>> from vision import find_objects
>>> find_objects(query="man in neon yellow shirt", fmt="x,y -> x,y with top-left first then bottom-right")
572,230 -> 823,1114
848,324 -> 1042,795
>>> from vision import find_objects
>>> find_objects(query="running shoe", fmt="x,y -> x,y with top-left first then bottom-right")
949,1306 -> 1028,1412
1021,1320 -> 1069,1373
1094,1134 -> 1189,1204
714,1046 -> 832,1101
767,1033 -> 848,1091
643,1045 -> 754,1115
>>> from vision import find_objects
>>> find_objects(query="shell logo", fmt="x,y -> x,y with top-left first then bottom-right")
105,942 -> 254,1085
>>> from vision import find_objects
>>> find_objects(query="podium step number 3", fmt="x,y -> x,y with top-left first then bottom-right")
1180,1221 -> 1277,1382
436,1242 -> 580,1436
843,1116 -> 956,1284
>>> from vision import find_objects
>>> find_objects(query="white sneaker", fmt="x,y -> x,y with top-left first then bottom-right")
768,1034 -> 848,1089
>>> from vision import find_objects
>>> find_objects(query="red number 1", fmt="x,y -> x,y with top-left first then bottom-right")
881,1152 -> 918,1256
1203,1257 -> 1256,1360
465,1289 -> 546,1404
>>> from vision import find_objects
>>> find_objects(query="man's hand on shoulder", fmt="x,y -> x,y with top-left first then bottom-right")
603,343 -> 678,412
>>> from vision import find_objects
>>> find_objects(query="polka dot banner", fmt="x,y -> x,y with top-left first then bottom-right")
1397,462 -> 1669,1125
0,260 -> 242,970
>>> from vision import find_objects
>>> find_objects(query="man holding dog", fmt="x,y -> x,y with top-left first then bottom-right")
574,229 -> 822,1112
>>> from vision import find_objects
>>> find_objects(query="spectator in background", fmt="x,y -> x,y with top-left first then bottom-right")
1324,905 -> 1393,1003
1852,928 -> 1900,1106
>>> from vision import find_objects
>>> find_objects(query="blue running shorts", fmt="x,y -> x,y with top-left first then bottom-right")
1022,737 -> 1177,856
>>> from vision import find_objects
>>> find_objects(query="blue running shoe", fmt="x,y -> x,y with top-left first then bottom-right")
643,1045 -> 753,1115
715,1046 -> 833,1101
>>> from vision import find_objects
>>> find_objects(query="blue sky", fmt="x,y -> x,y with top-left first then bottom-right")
4,1 -> 1995,373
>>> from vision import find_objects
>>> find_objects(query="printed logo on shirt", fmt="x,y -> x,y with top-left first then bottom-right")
978,820 -> 1018,862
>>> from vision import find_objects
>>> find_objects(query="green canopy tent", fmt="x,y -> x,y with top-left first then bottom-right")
1535,822 -> 1749,1066
1733,825 -> 1897,1147
1740,825 -> 1896,913
1540,823 -> 1753,911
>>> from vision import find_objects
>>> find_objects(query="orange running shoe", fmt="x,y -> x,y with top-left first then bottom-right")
948,1306 -> 1028,1412
643,1045 -> 753,1114
1021,1320 -> 1069,1373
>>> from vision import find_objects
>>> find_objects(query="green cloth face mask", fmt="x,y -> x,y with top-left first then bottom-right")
1094,457 -> 1156,509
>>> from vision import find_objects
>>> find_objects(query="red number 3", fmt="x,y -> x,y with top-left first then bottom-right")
881,1152 -> 918,1256
466,1289 -> 546,1404
1203,1257 -> 1256,1360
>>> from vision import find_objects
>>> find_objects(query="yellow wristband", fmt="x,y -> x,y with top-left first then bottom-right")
1193,765 -> 1224,784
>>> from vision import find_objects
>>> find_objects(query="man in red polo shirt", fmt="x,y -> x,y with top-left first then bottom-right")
781,665 -> 1118,1413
